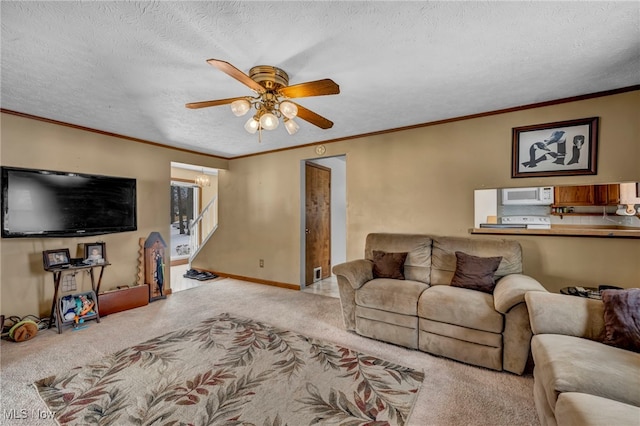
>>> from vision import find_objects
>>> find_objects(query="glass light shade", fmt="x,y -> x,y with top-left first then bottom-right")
280,101 -> 298,119
259,112 -> 279,130
195,174 -> 211,187
231,99 -> 251,116
284,118 -> 299,135
244,117 -> 259,134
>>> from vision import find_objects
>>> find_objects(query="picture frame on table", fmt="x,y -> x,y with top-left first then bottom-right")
511,117 -> 599,178
84,242 -> 107,264
43,249 -> 71,270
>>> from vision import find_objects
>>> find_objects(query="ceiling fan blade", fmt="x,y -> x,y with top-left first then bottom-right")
278,79 -> 340,98
206,59 -> 265,94
293,103 -> 334,129
185,96 -> 249,109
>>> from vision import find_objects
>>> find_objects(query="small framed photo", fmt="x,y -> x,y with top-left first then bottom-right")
43,249 -> 71,270
511,117 -> 599,178
84,242 -> 107,264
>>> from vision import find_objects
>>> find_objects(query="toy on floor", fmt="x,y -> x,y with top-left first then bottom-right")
2,315 -> 43,342
73,295 -> 95,330
61,295 -> 77,321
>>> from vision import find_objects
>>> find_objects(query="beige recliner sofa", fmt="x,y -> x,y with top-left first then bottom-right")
333,233 -> 547,375
525,292 -> 640,425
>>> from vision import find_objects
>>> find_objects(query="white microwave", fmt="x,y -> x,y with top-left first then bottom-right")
501,187 -> 554,205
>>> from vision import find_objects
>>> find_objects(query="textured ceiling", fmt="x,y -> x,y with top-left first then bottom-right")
1,1 -> 639,158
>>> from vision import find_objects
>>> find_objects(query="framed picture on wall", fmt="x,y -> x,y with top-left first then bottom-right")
511,117 -> 599,178
84,242 -> 107,264
43,249 -> 71,270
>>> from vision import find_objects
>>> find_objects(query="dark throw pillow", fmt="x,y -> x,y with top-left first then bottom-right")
372,250 -> 408,280
601,288 -> 640,353
450,251 -> 503,294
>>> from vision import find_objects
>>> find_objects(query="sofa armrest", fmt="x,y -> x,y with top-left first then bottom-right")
493,274 -> 547,314
332,259 -> 373,290
525,291 -> 605,340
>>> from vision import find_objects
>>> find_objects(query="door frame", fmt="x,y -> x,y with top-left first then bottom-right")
299,154 -> 347,288
304,161 -> 332,286
170,179 -> 201,264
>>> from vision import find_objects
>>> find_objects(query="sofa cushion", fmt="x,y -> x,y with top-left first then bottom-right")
601,288 -> 640,353
526,292 -> 605,340
365,233 -> 432,284
419,318 -> 502,348
555,392 -> 640,426
372,250 -> 408,280
417,285 -> 504,334
430,236 -> 522,285
356,305 -> 418,329
356,308 -> 419,349
355,278 -> 429,316
531,334 -> 640,409
450,251 -> 502,294
418,329 -> 503,371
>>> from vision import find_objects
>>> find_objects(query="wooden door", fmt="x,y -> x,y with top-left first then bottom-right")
305,162 -> 331,285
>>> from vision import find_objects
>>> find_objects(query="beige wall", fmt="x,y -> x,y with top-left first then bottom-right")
0,113 -> 227,317
197,90 -> 640,292
2,91 -> 638,318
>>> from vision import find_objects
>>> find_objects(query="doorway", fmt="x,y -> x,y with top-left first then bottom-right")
305,162 -> 331,285
300,155 -> 347,291
169,162 -> 219,293
170,181 -> 199,261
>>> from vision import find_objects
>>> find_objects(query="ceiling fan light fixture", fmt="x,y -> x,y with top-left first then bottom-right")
231,99 -> 251,116
244,117 -> 260,134
284,118 -> 299,135
280,101 -> 298,119
259,112 -> 279,130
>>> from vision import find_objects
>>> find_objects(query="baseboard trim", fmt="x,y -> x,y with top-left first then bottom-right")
208,270 -> 299,291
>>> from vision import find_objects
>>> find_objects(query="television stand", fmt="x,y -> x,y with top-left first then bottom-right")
45,263 -> 110,333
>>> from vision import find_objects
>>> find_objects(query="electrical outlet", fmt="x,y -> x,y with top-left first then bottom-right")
259,259 -> 264,268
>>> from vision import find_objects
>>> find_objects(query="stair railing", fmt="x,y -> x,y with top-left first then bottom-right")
188,196 -> 218,267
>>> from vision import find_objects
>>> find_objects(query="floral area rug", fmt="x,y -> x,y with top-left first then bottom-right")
34,313 -> 424,425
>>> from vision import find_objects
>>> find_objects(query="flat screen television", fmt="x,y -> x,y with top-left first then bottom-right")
1,166 -> 137,238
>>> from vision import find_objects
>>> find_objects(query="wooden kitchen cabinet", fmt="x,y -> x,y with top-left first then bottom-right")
554,184 -> 620,206
554,185 -> 594,206
594,184 -> 620,205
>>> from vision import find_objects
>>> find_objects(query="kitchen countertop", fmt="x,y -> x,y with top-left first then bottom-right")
471,224 -> 640,238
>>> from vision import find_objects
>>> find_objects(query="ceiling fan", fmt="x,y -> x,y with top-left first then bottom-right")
186,59 -> 340,139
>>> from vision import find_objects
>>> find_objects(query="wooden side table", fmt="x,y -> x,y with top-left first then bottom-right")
45,263 -> 110,333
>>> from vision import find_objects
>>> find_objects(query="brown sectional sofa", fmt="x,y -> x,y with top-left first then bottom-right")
525,292 -> 640,425
333,233 -> 547,375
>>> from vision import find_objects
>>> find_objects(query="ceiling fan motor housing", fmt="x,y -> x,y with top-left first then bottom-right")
249,66 -> 289,90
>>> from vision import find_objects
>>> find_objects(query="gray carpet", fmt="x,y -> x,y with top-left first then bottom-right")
0,278 -> 538,425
